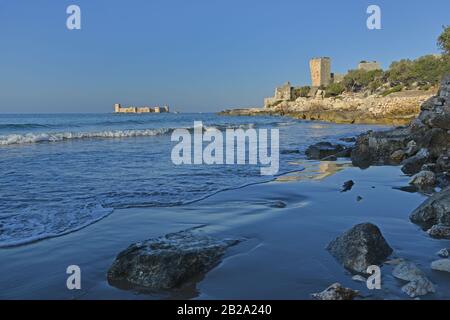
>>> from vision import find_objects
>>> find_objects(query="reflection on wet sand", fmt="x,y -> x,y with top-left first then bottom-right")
276,161 -> 352,182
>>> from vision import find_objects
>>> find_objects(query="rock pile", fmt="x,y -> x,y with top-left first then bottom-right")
352,75 -> 450,188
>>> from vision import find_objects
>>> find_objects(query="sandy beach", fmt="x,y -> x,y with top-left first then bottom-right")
1,161 -> 448,300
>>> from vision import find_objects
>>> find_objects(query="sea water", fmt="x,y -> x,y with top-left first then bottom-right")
0,113 -> 387,247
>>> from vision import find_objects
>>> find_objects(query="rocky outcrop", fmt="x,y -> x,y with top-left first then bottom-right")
311,283 -> 359,300
107,230 -> 240,290
326,223 -> 393,273
351,75 -> 450,187
220,90 -> 433,125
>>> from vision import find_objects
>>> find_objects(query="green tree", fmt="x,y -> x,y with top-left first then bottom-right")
438,25 -> 450,55
294,86 -> 311,98
325,82 -> 345,97
342,69 -> 383,92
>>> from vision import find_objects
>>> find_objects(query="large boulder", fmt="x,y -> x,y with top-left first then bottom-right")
326,223 -> 393,273
410,187 -> 450,230
107,231 -> 240,290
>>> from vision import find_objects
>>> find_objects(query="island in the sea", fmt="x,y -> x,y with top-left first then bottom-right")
114,103 -> 170,113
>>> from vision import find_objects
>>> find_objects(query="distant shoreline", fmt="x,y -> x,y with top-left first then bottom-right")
219,89 -> 435,125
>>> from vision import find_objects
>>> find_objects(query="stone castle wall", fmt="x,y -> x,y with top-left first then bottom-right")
114,104 -> 169,113
358,61 -> 381,71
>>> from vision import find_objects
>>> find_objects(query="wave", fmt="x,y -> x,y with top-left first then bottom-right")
0,128 -> 172,146
0,123 -> 267,146
0,204 -> 113,249
0,123 -> 54,130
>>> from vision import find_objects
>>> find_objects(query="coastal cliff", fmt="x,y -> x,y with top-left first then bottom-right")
219,89 -> 435,125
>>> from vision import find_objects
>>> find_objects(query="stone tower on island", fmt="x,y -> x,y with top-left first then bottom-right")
309,57 -> 332,87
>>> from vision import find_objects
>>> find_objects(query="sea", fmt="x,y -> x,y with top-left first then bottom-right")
0,113 -> 387,248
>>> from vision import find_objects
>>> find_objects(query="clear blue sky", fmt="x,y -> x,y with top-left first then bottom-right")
0,0 -> 448,113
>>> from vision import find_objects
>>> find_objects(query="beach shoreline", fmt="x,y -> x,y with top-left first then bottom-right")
1,161 -> 448,300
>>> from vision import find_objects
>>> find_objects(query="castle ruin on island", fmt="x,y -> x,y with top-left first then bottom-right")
264,57 -> 381,108
114,103 -> 170,113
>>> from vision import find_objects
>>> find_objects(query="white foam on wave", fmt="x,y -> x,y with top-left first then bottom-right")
0,123 -> 262,146
0,204 -> 113,248
0,128 -> 172,146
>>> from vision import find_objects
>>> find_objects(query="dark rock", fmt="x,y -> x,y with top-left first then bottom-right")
340,137 -> 356,143
421,163 -> 437,172
405,140 -> 419,157
269,200 -> 287,208
305,142 -> 345,160
326,223 -> 393,273
428,106 -> 450,130
341,180 -> 354,192
357,196 -> 363,202
401,148 -> 431,175
390,149 -> 406,164
420,128 -> 450,158
311,283 -> 359,300
351,128 -> 411,168
427,224 -> 450,239
107,231 -> 240,290
410,187 -> 450,230
436,151 -> 450,173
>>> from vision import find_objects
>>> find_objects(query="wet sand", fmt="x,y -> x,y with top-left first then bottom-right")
1,161 -> 449,300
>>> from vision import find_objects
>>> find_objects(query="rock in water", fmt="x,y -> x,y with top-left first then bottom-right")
427,224 -> 450,239
107,231 -> 240,290
409,171 -> 436,188
401,277 -> 436,298
437,248 -> 450,258
311,283 -> 359,300
341,180 -> 355,192
392,261 -> 426,282
431,259 -> 450,273
305,142 -> 345,160
326,223 -> 393,273
392,261 -> 435,298
410,187 -> 450,230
